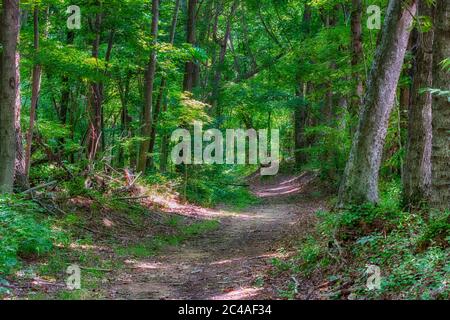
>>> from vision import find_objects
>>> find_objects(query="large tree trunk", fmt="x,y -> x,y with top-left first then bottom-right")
14,44 -> 27,191
0,0 -> 20,193
137,0 -> 159,173
403,1 -> 434,208
430,0 -> 450,210
183,0 -> 197,92
338,0 -> 417,206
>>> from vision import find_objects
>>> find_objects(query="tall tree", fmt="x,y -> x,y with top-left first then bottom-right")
294,3 -> 312,167
430,0 -> 450,210
210,0 -> 239,114
338,0 -> 417,206
87,8 -> 103,164
137,0 -> 160,172
183,0 -> 198,92
147,0 -> 181,169
403,1 -> 434,208
350,0 -> 364,116
25,5 -> 44,180
0,0 -> 20,193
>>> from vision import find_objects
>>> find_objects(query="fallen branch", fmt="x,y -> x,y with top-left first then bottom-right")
113,195 -> 150,201
22,180 -> 58,195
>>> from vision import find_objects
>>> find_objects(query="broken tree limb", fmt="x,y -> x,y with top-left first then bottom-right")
22,180 -> 58,194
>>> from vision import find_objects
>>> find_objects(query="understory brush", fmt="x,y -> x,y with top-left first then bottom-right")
275,181 -> 449,299
0,164 -> 223,299
180,165 -> 258,209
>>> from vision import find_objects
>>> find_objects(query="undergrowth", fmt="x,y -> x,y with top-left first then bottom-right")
0,195 -> 65,276
175,165 -> 258,209
0,164 -> 224,299
274,180 -> 450,300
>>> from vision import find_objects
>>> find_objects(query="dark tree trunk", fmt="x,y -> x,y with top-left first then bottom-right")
60,31 -> 75,125
137,0 -> 159,172
403,1 -> 434,208
338,0 -> 417,206
87,11 -> 103,164
210,0 -> 239,115
183,0 -> 197,92
0,0 -> 20,193
430,0 -> 450,210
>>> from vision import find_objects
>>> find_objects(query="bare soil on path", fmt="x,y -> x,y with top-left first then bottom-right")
109,172 -> 327,300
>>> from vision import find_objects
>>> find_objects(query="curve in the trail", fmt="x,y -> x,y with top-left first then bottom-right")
109,172 -> 327,300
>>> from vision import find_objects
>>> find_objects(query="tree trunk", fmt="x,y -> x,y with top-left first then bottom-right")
60,31 -> 75,125
87,11 -> 103,164
159,98 -> 170,173
0,0 -> 20,193
14,51 -> 27,190
25,6 -> 43,180
403,1 -> 434,208
210,0 -> 239,115
430,0 -> 450,210
338,0 -> 417,206
137,0 -> 159,173
147,0 -> 180,169
183,0 -> 197,92
117,72 -> 132,168
350,0 -> 364,116
294,4 -> 311,168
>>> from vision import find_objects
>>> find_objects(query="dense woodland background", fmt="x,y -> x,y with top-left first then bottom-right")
0,0 -> 448,300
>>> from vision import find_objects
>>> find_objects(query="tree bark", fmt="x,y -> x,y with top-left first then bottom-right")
24,6 -> 44,180
87,10 -> 103,164
430,0 -> 450,210
403,1 -> 434,208
183,0 -> 198,92
14,38 -> 27,191
338,0 -> 417,206
137,0 -> 159,173
0,0 -> 20,193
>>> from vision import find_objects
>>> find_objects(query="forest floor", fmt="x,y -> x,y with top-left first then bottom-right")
108,172 -> 328,300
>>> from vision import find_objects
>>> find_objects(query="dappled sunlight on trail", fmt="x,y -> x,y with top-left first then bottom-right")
109,172 -> 327,300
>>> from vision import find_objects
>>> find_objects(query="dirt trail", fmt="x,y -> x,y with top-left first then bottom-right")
109,172 -> 327,300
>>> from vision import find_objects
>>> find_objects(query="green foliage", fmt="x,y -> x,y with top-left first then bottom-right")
0,196 -> 62,275
302,122 -> 351,185
183,166 -> 258,209
278,181 -> 449,299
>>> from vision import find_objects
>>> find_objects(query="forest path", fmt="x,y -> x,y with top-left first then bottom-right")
108,172 -> 327,300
